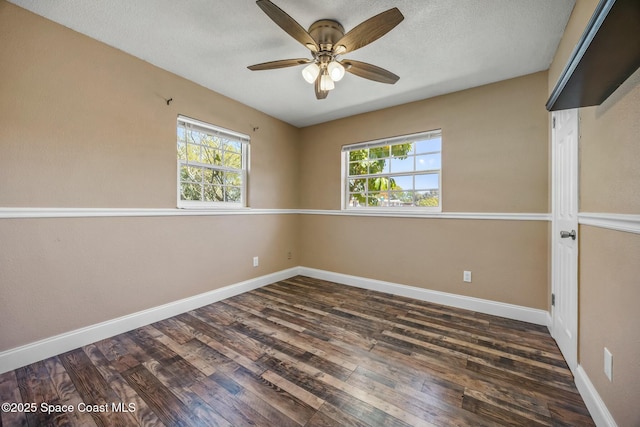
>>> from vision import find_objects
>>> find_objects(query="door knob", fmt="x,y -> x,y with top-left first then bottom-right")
560,230 -> 576,240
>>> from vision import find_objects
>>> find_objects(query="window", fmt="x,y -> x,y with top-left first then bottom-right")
177,115 -> 249,208
343,130 -> 442,210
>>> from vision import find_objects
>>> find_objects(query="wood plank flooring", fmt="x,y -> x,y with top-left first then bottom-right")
0,276 -> 594,426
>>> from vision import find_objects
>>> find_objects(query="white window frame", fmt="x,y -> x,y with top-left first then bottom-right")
177,115 -> 249,209
342,130 -> 442,212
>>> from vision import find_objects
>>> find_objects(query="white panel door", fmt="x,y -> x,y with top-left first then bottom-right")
551,109 -> 579,374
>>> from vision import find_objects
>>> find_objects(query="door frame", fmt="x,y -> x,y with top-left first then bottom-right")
550,109 -> 579,374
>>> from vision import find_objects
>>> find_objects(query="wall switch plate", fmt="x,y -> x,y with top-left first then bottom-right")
253,256 -> 259,267
463,271 -> 472,283
604,347 -> 613,381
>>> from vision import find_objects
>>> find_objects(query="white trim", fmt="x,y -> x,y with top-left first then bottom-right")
0,267 -> 301,374
299,267 -> 549,326
7,208 -> 638,229
579,212 -> 640,235
341,129 -> 441,152
304,210 -> 551,221
0,208 -> 297,219
550,108 -> 579,376
575,365 -> 618,427
178,115 -> 250,142
0,207 -> 553,220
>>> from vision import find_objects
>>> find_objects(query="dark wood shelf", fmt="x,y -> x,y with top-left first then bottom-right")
546,0 -> 640,111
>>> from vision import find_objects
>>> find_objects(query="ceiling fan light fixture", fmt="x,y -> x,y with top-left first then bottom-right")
327,61 -> 345,81
320,72 -> 335,91
248,1 -> 404,100
301,63 -> 320,84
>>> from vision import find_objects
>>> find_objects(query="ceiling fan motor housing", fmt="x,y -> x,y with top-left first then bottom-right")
309,20 -> 345,53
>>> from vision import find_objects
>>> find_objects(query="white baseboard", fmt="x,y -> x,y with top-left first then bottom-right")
0,267 -> 549,374
575,365 -> 618,427
0,267 -> 301,374
299,267 -> 549,326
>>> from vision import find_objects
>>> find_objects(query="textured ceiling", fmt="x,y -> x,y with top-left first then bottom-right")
9,0 -> 575,127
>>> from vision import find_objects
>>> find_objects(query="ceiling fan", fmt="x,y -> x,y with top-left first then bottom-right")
247,0 -> 404,100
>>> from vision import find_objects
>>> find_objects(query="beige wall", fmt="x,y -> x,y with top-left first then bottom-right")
579,226 -> 640,427
0,214 -> 299,351
298,72 -> 551,309
0,2 -> 300,352
0,1 -> 299,209
549,1 -> 640,425
299,72 -> 550,213
300,215 -> 549,309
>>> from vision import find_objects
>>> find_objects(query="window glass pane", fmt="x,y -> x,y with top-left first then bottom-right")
369,146 -> 389,159
415,173 -> 439,189
181,183 -> 201,201
349,162 -> 368,176
416,190 -> 439,207
202,185 -> 223,202
349,178 -> 366,193
390,156 -> 413,173
203,185 -> 215,202
185,143 -> 199,162
177,127 -> 186,142
349,149 -> 367,162
416,154 -> 441,170
368,177 -> 396,191
225,152 -> 242,169
385,191 -> 412,206
391,142 -> 413,157
390,175 -> 413,190
202,147 -> 221,165
201,135 -> 218,148
182,166 -> 202,183
224,140 -> 242,152
225,171 -> 241,186
177,142 -> 187,161
367,192 -> 381,206
415,137 -> 441,153
179,165 -> 190,181
349,193 -> 365,207
367,177 -> 378,190
370,159 -> 390,174
226,187 -> 241,202
201,168 -> 215,185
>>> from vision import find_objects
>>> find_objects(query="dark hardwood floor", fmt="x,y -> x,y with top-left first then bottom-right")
0,276 -> 594,426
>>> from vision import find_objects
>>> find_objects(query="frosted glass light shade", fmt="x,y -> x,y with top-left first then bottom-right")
301,63 -> 320,84
327,61 -> 345,81
320,73 -> 335,91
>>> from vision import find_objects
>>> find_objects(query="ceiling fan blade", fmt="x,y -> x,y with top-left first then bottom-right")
333,8 -> 404,55
247,58 -> 311,71
256,0 -> 319,52
315,75 -> 328,99
342,60 -> 399,84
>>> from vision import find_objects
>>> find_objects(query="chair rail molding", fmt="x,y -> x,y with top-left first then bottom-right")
579,212 -> 640,235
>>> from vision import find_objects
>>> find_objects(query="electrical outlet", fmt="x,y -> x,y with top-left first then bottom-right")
253,256 -> 259,267
604,347 -> 613,381
287,251 -> 292,260
463,271 -> 472,283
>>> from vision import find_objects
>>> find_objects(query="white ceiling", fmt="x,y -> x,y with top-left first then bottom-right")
9,0 -> 575,127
